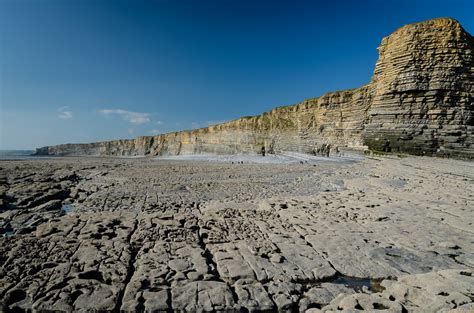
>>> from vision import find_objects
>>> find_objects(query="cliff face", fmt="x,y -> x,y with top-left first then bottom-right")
36,18 -> 474,159
38,85 -> 372,157
364,18 -> 474,158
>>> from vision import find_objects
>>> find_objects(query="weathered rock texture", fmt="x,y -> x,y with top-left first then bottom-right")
364,18 -> 474,158
36,18 -> 474,158
1,155 -> 473,311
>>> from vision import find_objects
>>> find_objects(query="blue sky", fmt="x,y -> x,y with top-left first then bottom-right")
1,0 -> 473,150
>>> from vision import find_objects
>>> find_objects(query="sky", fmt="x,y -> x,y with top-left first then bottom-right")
1,0 -> 473,150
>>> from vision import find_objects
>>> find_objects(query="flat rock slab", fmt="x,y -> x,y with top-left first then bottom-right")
320,269 -> 474,312
0,156 -> 472,311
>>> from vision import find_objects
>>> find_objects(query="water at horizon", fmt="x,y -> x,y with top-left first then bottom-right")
0,149 -> 45,160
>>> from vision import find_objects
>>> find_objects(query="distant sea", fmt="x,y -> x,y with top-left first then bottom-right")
0,150 -> 44,160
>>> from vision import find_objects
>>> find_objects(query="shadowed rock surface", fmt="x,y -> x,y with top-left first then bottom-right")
35,18 -> 474,159
1,154 -> 472,311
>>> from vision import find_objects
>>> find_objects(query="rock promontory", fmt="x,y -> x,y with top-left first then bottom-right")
36,18 -> 474,159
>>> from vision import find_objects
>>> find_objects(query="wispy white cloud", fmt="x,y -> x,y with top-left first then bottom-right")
58,106 -> 73,119
128,128 -> 134,135
100,109 -> 151,124
149,129 -> 161,135
206,120 -> 226,126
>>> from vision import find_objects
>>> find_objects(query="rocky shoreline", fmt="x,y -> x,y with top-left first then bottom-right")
1,155 -> 473,311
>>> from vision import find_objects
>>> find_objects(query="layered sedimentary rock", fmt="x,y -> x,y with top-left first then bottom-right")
364,18 -> 474,158
36,85 -> 371,157
36,18 -> 474,159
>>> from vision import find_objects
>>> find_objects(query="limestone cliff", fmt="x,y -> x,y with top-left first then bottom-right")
36,18 -> 473,159
364,18 -> 473,158
36,86 -> 372,157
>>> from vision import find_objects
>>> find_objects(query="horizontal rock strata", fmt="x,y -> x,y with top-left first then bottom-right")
35,18 -> 473,159
36,85 -> 372,157
364,18 -> 474,158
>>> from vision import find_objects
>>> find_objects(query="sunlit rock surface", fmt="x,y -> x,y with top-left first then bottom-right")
1,155 -> 472,311
36,18 -> 473,159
